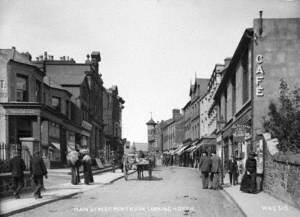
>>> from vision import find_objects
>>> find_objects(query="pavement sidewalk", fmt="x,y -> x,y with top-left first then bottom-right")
221,174 -> 300,217
0,169 -> 135,216
171,166 -> 300,217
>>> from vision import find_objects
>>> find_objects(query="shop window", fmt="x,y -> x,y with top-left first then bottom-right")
51,96 -> 61,112
16,74 -> 28,102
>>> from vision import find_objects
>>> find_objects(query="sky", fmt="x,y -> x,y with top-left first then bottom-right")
0,0 -> 299,143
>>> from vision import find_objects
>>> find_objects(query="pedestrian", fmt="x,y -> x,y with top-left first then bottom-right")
30,150 -> 47,199
9,150 -> 26,199
228,156 -> 239,185
240,152 -> 257,193
67,150 -> 81,185
210,151 -> 222,190
82,153 -> 93,185
198,152 -> 211,189
111,151 -> 115,172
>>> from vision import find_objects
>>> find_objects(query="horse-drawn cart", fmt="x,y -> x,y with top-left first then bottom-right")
123,154 -> 152,180
136,158 -> 152,180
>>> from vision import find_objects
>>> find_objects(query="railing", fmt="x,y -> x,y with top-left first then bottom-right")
0,143 -> 31,173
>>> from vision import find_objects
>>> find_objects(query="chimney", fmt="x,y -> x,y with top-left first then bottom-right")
11,46 -> 16,60
224,57 -> 231,67
85,54 -> 90,63
91,51 -> 101,62
172,109 -> 181,120
44,51 -> 48,60
24,52 -> 32,61
259,10 -> 263,36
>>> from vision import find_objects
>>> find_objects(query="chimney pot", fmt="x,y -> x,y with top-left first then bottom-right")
224,57 -> 231,67
259,10 -> 263,36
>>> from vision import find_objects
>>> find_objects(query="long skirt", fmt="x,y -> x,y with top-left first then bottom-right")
83,162 -> 93,184
71,166 -> 80,185
240,172 -> 257,193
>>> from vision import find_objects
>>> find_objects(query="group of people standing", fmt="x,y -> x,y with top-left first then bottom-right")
198,151 -> 222,190
198,150 -> 258,194
67,149 -> 94,185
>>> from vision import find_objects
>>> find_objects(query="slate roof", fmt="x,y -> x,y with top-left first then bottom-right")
43,63 -> 90,86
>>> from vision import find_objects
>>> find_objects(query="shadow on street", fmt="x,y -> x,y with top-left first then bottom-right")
126,175 -> 163,181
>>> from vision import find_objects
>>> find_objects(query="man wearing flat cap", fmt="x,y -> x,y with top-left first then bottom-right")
30,150 -> 47,199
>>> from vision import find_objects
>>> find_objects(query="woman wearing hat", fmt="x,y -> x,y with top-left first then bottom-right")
240,152 -> 257,193
82,152 -> 93,185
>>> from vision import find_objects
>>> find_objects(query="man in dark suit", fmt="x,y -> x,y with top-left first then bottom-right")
210,151 -> 222,190
9,151 -> 26,199
228,156 -> 239,185
199,152 -> 211,189
30,150 -> 47,199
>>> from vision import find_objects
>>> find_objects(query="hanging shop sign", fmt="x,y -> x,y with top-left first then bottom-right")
256,54 -> 264,97
232,124 -> 251,138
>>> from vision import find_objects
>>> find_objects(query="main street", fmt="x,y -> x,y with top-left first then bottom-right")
12,167 -> 244,217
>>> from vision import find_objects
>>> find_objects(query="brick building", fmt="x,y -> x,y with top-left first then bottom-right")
181,78 -> 209,153
214,17 -> 300,175
34,52 -> 104,159
0,48 -> 90,167
103,85 -> 125,164
198,62 -> 227,155
162,109 -> 184,151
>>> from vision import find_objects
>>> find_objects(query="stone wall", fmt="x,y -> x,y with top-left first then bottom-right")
263,148 -> 300,209
0,171 -> 33,197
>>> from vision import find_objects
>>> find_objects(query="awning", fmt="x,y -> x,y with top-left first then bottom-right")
49,142 -> 60,151
190,143 -> 202,155
185,140 -> 199,152
51,142 -> 60,150
176,144 -> 191,156
169,150 -> 176,155
186,144 -> 198,153
173,144 -> 184,155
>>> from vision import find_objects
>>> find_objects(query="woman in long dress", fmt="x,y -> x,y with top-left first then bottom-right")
240,152 -> 257,193
82,154 -> 93,184
67,150 -> 81,185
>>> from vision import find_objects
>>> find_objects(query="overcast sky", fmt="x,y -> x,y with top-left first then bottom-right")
0,0 -> 299,143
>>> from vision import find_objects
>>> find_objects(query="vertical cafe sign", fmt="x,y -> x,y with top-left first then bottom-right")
255,54 -> 264,96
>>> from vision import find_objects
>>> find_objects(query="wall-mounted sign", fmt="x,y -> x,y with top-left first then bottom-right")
256,54 -> 264,97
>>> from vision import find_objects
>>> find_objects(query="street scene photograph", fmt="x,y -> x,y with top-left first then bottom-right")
0,0 -> 300,216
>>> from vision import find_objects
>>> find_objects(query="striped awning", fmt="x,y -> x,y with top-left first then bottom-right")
176,144 -> 192,156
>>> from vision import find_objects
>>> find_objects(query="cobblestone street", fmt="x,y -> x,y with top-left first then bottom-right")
11,167 -> 244,217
